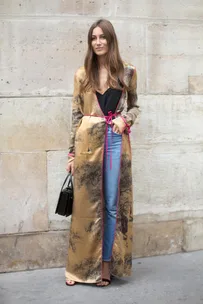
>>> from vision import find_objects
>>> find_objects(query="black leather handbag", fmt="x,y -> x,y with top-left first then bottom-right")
55,173 -> 73,217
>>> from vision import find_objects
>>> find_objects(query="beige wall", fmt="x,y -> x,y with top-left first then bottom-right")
0,0 -> 203,272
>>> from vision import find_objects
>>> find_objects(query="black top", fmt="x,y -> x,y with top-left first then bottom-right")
96,88 -> 122,116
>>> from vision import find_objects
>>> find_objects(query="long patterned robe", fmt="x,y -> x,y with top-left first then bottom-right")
65,62 -> 140,283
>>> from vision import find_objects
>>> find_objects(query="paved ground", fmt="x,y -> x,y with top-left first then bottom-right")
0,251 -> 202,304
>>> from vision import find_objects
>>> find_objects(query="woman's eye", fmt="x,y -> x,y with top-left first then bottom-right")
91,35 -> 106,40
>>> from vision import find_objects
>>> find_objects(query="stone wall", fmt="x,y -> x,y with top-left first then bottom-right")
0,0 -> 203,272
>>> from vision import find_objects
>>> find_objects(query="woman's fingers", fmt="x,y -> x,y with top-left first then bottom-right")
71,164 -> 74,176
66,162 -> 74,175
112,124 -> 118,133
66,163 -> 71,172
112,124 -> 120,134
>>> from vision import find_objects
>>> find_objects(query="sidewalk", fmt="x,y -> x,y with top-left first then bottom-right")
0,251 -> 202,304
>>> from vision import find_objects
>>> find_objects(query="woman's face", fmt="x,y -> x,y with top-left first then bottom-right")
91,26 -> 108,56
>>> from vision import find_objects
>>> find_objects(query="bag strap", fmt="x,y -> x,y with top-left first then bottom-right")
67,174 -> 73,189
60,173 -> 73,192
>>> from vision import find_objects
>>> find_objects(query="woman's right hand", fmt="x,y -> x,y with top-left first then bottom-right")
66,160 -> 74,175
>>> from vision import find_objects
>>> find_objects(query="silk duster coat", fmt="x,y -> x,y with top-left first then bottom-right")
65,62 -> 140,283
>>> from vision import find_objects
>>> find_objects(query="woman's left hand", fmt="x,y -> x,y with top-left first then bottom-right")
112,117 -> 126,134
112,124 -> 121,134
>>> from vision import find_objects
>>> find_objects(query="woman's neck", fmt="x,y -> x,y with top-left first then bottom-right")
97,55 -> 107,69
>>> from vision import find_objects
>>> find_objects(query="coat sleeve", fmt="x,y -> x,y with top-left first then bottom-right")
123,67 -> 140,127
113,67 -> 140,133
68,71 -> 83,161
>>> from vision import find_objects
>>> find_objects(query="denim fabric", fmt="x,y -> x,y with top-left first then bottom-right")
102,125 -> 122,261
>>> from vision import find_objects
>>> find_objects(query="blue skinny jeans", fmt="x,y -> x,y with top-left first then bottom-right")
102,125 -> 122,261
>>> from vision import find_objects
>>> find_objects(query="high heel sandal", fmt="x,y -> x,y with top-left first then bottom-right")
96,278 -> 111,287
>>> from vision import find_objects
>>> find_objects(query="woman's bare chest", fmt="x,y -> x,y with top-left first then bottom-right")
98,69 -> 109,94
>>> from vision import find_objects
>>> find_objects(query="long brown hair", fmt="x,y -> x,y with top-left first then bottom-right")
81,19 -> 127,93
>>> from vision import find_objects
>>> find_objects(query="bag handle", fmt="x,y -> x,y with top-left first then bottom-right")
68,174 -> 73,189
60,173 -> 73,192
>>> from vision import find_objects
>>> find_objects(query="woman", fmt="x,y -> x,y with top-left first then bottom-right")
65,18 -> 139,287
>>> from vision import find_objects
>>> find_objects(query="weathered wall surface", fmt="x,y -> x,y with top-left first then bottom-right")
0,0 -> 203,272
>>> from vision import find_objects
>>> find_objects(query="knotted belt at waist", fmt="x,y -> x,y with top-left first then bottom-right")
84,111 -> 131,132
84,111 -> 131,170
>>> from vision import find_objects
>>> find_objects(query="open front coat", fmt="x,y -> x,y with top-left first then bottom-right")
65,62 -> 140,283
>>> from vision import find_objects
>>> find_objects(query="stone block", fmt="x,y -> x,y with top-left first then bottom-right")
0,97 -> 71,151
189,76 -> 203,94
135,211 -> 203,224
0,231 -> 68,272
0,153 -> 48,234
133,95 -> 203,145
183,219 -> 203,251
0,20 -> 86,96
116,0 -> 203,20
147,24 -> 203,56
132,144 -> 203,216
47,151 -> 71,230
188,57 -> 203,77
115,22 -> 145,56
0,0 -> 110,15
147,55 -> 189,94
133,220 -> 183,258
146,23 -> 203,94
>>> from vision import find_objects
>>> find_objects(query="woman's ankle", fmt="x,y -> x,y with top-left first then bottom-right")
102,261 -> 111,279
